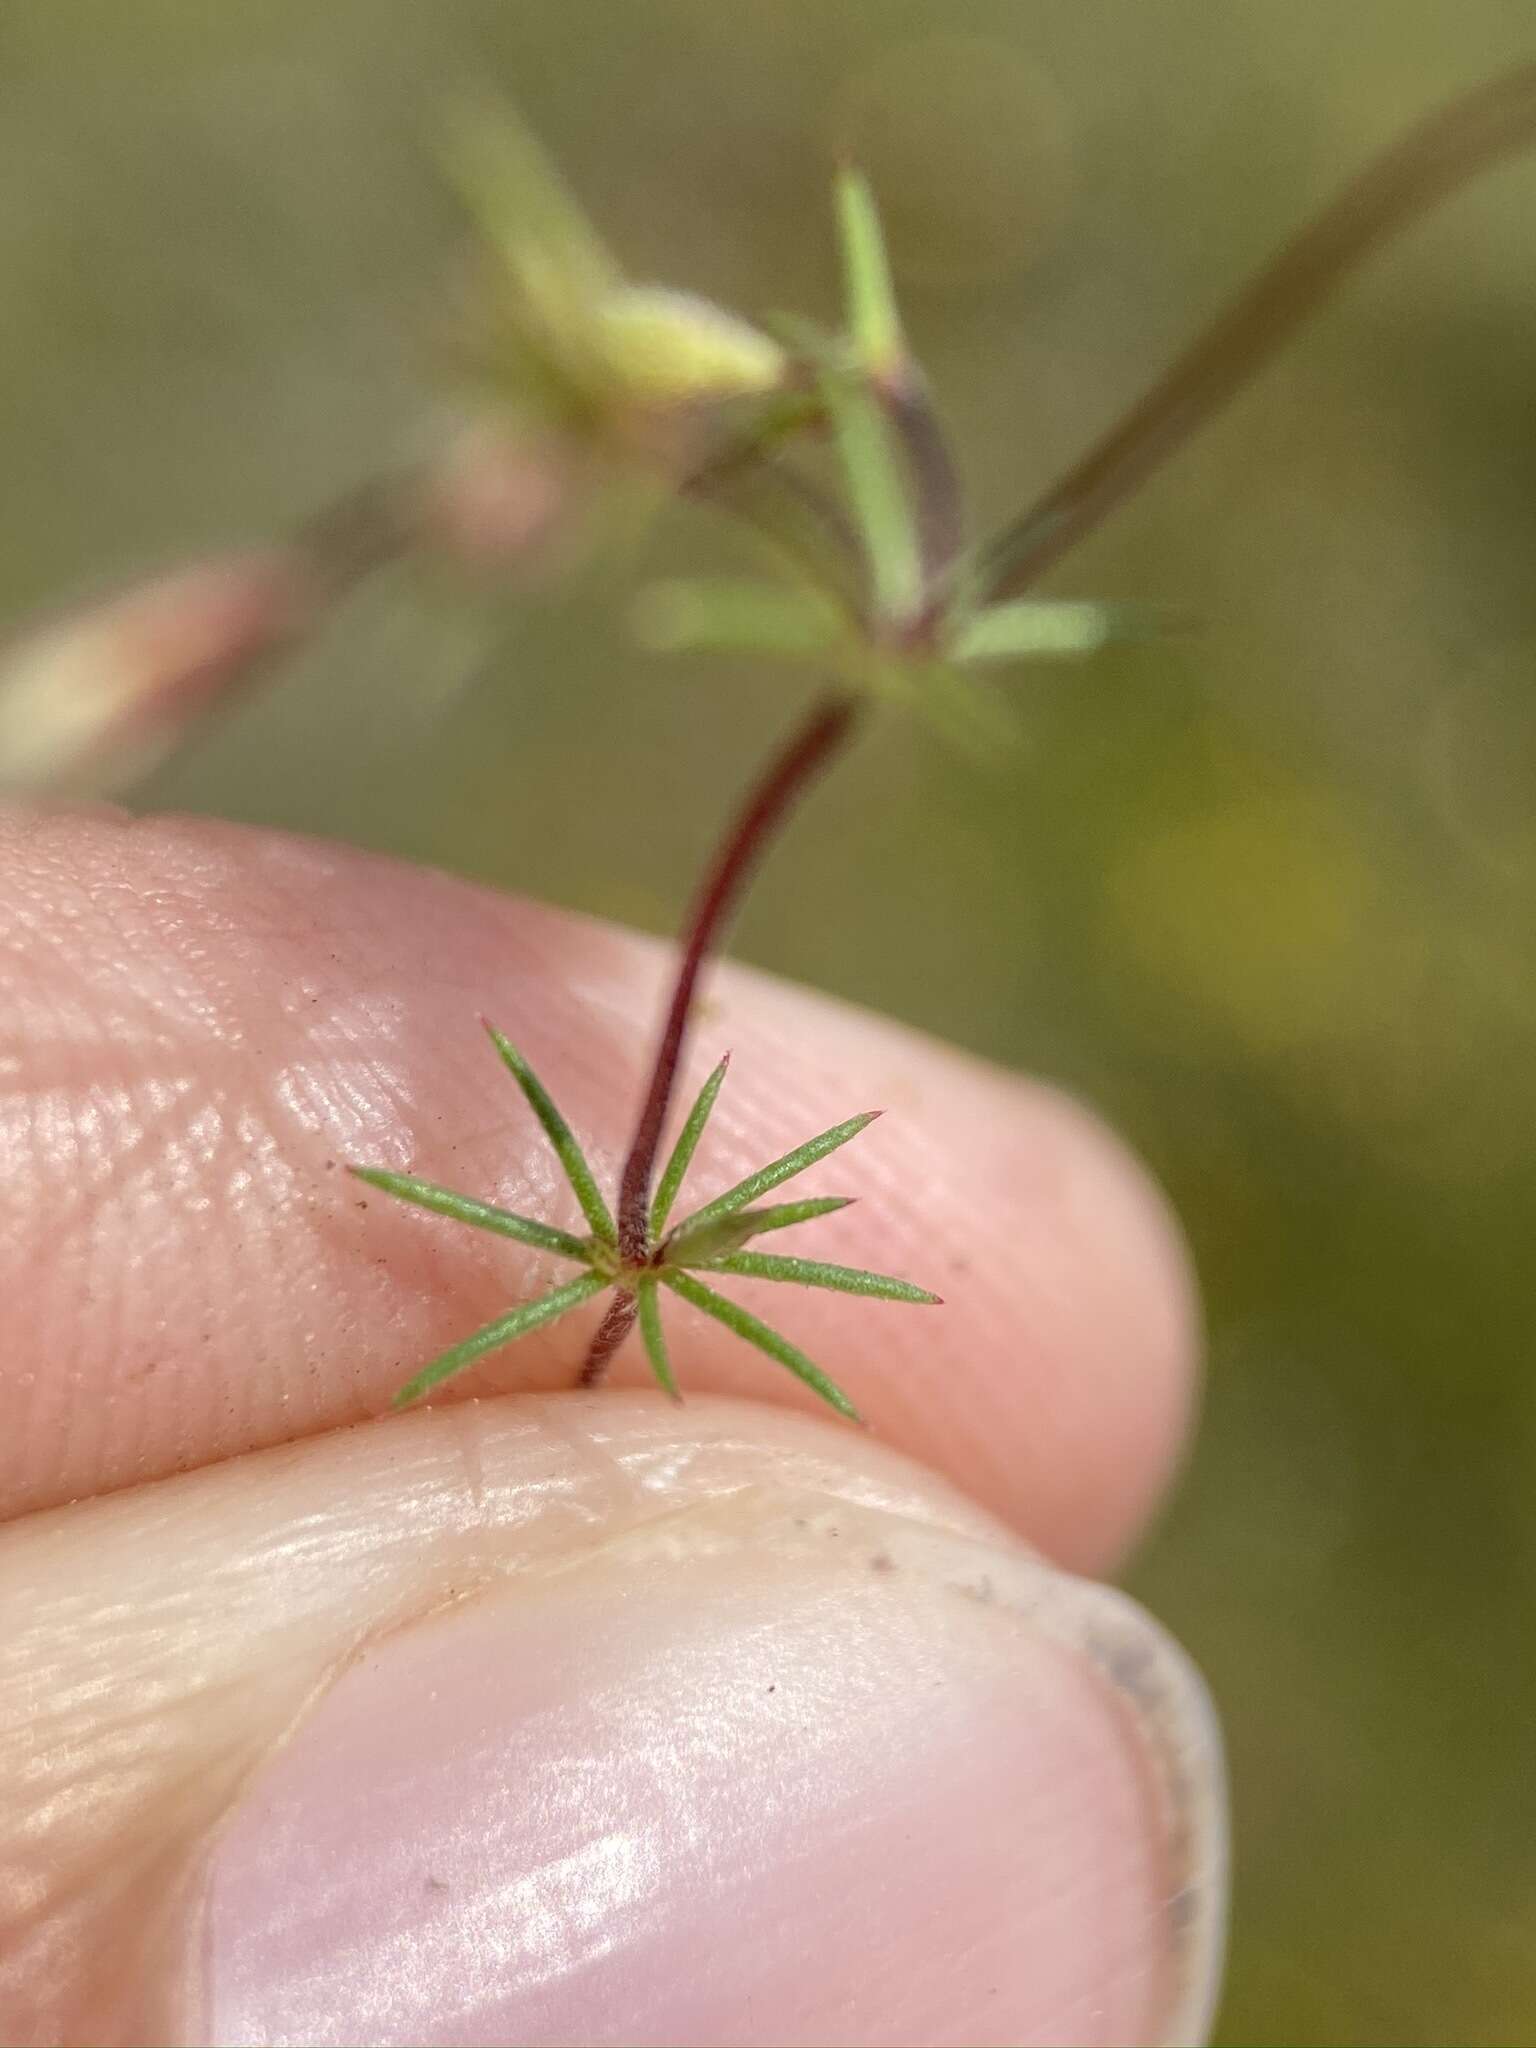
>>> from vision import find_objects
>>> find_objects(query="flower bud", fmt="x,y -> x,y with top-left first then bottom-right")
594,286 -> 787,407
415,423 -> 575,572
0,552 -> 314,793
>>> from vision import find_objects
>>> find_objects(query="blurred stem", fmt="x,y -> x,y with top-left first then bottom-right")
292,470 -> 423,598
882,368 -> 967,618
981,60 -> 1536,597
689,455 -> 863,606
681,402 -> 864,605
611,690 -> 857,1270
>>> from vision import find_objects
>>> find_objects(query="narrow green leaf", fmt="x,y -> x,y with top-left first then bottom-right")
483,1023 -> 616,1244
650,1054 -> 730,1236
350,1168 -> 591,1261
733,1195 -> 855,1236
835,166 -> 903,378
391,1271 -> 608,1408
697,1251 -> 940,1305
662,1269 -> 860,1421
912,662 -> 1021,765
667,1194 -> 853,1262
951,600 -> 1127,664
636,1278 -> 681,1402
633,580 -> 842,661
819,368 -> 923,626
672,1112 -> 879,1244
442,98 -> 618,307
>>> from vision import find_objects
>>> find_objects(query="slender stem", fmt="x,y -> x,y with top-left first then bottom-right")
982,60 -> 1536,597
881,370 -> 967,608
614,690 -> 858,1263
578,1288 -> 639,1387
683,436 -> 863,607
293,470 -> 421,598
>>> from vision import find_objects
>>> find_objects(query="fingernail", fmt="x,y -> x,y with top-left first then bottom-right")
199,1496 -> 1223,2047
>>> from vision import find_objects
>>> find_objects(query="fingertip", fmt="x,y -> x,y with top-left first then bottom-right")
1,815 -> 1198,1565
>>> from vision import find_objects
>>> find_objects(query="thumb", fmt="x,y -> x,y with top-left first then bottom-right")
4,1391 -> 1224,2048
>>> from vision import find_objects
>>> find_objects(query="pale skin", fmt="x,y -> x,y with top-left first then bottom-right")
0,806 -> 1226,2047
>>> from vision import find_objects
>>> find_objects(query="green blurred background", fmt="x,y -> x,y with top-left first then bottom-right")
4,4 -> 1535,2040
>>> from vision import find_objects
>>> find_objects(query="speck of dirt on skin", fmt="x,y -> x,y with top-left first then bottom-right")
766,1683 -> 776,1693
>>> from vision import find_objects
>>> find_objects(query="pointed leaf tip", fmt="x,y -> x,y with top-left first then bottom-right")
346,1165 -> 593,1261
671,1107 -> 884,1245
662,1268 -> 862,1421
651,1050 -> 733,1236
482,1022 -> 616,1244
389,1268 -> 608,1407
702,1250 -> 940,1305
835,163 -> 904,380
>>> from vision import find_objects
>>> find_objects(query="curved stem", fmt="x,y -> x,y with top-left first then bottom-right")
614,690 -> 858,1264
982,60 -> 1536,597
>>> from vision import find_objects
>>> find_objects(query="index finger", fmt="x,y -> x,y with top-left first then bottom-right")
0,806 -> 1198,1569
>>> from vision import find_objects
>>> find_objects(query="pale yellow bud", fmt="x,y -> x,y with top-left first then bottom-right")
594,287 -> 787,406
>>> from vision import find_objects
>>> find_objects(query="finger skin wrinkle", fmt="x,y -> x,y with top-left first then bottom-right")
0,809 -> 1199,1569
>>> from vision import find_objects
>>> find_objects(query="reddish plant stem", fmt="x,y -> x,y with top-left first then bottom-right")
613,690 -> 857,1266
578,1290 -> 639,1387
982,60 -> 1536,597
882,370 -> 967,604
